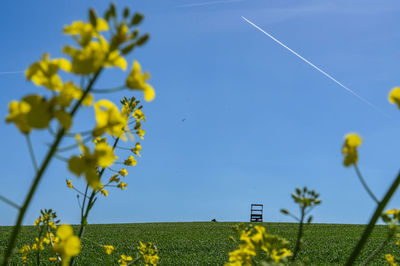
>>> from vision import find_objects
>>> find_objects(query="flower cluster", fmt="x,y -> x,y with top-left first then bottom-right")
226,223 -> 291,265
139,241 -> 159,266
52,225 -> 81,266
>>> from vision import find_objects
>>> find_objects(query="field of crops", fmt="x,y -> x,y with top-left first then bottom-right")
0,222 -> 398,265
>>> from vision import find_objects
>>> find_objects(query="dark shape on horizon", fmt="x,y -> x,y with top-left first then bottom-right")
211,218 -> 217,222
250,204 -> 263,222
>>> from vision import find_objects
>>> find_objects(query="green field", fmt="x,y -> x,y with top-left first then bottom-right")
0,222 -> 398,265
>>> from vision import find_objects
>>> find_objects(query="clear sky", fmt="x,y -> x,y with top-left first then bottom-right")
1,0 -> 400,226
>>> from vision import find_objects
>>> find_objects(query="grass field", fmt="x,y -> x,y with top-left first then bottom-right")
0,222 -> 398,265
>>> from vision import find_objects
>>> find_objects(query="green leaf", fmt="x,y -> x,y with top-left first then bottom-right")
121,43 -> 135,55
280,209 -> 289,215
131,12 -> 144,25
135,34 -> 149,46
123,7 -> 130,19
89,8 -> 97,28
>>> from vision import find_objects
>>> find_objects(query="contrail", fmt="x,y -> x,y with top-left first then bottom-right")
241,16 -> 389,118
0,71 -> 24,75
178,0 -> 243,8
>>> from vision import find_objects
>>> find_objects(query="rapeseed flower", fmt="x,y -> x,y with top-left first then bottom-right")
25,53 -> 71,91
103,245 -> 114,255
342,133 -> 362,167
124,156 -> 137,166
93,100 -> 128,139
101,189 -> 108,197
389,87 -> 400,109
53,225 -> 81,266
117,182 -> 128,190
119,168 -> 128,177
126,61 -> 155,102
68,134 -> 116,189
139,241 -> 159,266
66,180 -> 73,189
118,254 -> 133,266
5,100 -> 31,134
386,254 -> 397,266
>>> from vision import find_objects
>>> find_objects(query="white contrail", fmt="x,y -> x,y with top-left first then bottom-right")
179,0 -> 243,8
241,16 -> 389,118
0,71 -> 24,75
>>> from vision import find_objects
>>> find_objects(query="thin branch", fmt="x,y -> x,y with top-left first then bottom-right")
53,154 -> 69,162
26,135 -> 38,172
64,129 -> 93,137
0,194 -> 20,209
56,135 -> 93,152
116,145 -> 132,151
91,85 -> 126,93
354,164 -> 379,204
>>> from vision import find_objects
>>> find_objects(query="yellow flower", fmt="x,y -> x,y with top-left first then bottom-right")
137,128 -> 145,139
33,218 -> 40,226
342,133 -> 362,167
18,245 -> 31,264
56,81 -> 93,108
117,182 -> 128,190
389,87 -> 400,109
133,109 -> 146,122
21,95 -> 53,129
53,225 -> 81,266
131,142 -> 142,156
386,254 -> 397,266
118,254 -> 133,266
63,36 -> 126,74
25,53 -> 71,91
109,173 -> 120,183
93,100 -> 128,139
49,257 -> 58,262
139,241 -> 159,266
119,168 -> 128,177
68,135 -> 116,189
48,222 -> 57,230
103,245 -> 114,255
124,156 -> 137,166
63,18 -> 109,47
101,189 -> 108,197
126,61 -> 155,102
66,180 -> 73,189
5,100 -> 31,134
32,237 -> 45,251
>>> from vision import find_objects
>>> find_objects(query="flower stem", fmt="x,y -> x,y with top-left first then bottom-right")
70,136 -> 121,266
354,164 -> 379,204
291,206 -> 305,261
2,69 -> 103,266
0,194 -> 20,210
361,234 -> 392,266
345,171 -> 400,265
26,135 -> 38,172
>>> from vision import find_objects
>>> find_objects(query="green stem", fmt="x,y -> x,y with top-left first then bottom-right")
354,164 -> 379,204
361,234 -> 392,266
0,194 -> 20,210
70,136 -> 121,266
91,85 -> 126,93
345,171 -> 400,266
2,69 -> 103,266
26,135 -> 38,172
292,206 -> 305,261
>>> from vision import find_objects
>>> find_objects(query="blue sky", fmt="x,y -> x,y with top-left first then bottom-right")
1,0 -> 400,226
